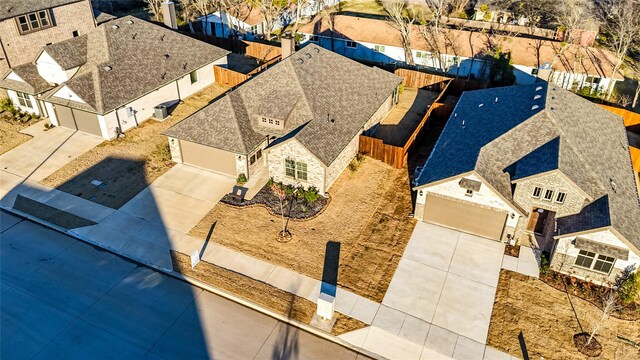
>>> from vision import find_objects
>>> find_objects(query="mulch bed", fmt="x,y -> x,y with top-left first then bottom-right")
573,333 -> 603,357
221,184 -> 329,220
540,270 -> 640,320
504,244 -> 520,257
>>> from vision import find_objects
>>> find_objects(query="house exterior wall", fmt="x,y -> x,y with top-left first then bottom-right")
0,0 -> 95,74
36,51 -> 79,84
513,171 -> 587,217
52,85 -> 86,103
247,140 -> 268,178
415,173 -> 521,241
326,133 -> 359,191
98,60 -> 221,139
364,94 -> 395,132
168,137 -> 183,163
6,90 -> 42,116
267,139 -> 326,193
551,230 -> 640,285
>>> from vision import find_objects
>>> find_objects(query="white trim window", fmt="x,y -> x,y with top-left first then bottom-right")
345,40 -> 357,48
574,250 -> 616,274
16,91 -> 33,109
531,186 -> 542,198
284,159 -> 308,181
374,45 -> 385,53
542,189 -> 554,201
190,70 -> 198,84
415,51 -> 431,59
310,35 -> 319,42
555,191 -> 567,204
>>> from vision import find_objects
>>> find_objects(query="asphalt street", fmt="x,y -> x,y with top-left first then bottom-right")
0,210 -> 368,360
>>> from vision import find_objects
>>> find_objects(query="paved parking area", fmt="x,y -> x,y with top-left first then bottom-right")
382,222 -> 504,344
0,212 -> 368,360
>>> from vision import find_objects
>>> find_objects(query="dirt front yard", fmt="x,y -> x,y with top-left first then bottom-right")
190,158 -> 416,302
488,271 -> 640,360
41,85 -> 229,209
0,112 -> 41,155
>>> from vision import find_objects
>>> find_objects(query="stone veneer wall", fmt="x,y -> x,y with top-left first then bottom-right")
363,94 -> 394,132
0,0 -> 95,74
169,138 -> 183,163
267,139 -> 326,193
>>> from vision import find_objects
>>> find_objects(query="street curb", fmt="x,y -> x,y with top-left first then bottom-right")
0,204 -> 385,360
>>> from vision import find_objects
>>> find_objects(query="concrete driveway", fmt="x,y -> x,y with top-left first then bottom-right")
382,222 -> 504,344
0,126 -> 102,182
119,164 -> 236,233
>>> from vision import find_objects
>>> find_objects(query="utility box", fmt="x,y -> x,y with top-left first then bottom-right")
317,291 -> 335,320
154,104 -> 168,120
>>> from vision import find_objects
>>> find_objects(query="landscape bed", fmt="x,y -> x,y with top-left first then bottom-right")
488,270 -> 640,360
190,158 -> 417,302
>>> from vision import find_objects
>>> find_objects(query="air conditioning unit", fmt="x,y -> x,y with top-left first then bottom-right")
154,104 -> 168,120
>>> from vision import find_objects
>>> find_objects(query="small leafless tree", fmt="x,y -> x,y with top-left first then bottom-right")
586,289 -> 621,346
145,0 -> 164,21
418,0 -> 451,72
448,0 -> 468,17
271,182 -> 287,236
291,0 -> 309,35
380,0 -> 417,65
596,0 -> 640,97
251,0 -> 290,40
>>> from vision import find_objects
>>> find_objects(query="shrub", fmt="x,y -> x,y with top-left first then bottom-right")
284,184 -> 295,195
348,153 -> 365,172
0,97 -> 15,112
398,83 -> 405,94
152,142 -> 172,162
295,186 -> 306,199
267,177 -> 274,187
617,272 -> 640,304
540,251 -> 551,274
236,173 -> 248,184
304,187 -> 320,203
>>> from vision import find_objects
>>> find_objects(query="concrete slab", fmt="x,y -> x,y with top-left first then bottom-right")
151,164 -> 235,202
0,210 -> 21,232
517,246 -> 540,278
383,258 -> 447,322
424,324 -> 458,357
335,286 -> 361,314
404,222 -> 460,271
453,336 -> 485,360
448,233 -> 504,286
372,305 -> 406,335
501,254 -> 519,272
19,119 -> 49,137
120,186 -> 215,233
338,327 -> 371,349
0,288 -> 75,360
205,243 -> 276,282
100,210 -> 185,246
431,273 -> 496,343
349,296 -> 380,324
0,127 -> 101,181
362,326 -> 424,360
71,224 -> 134,252
483,346 -> 514,360
243,166 -> 269,200
421,347 -> 457,360
0,170 -> 27,206
399,315 -> 431,345
82,267 -> 201,349
266,266 -> 318,299
41,189 -> 115,223
33,319 -> 147,360
16,241 -> 137,316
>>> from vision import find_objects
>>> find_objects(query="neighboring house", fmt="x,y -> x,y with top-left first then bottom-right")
413,83 -> 640,285
0,16 -> 229,139
201,1 -> 340,40
298,15 -> 623,97
163,44 -> 401,194
472,1 -> 528,26
0,0 -> 96,75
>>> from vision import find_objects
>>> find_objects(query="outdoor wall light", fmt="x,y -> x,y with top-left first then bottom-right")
419,190 -> 424,196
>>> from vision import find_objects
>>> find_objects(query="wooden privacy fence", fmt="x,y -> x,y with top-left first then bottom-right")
394,68 -> 450,89
598,104 -> 640,127
244,41 -> 281,62
214,65 -> 250,87
360,80 -> 454,168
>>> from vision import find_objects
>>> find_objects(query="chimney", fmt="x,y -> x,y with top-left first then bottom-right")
162,1 -> 177,30
281,32 -> 295,60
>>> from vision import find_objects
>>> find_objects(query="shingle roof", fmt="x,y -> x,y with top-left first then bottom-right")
164,44 -> 402,165
510,136 -> 560,181
38,16 -> 229,114
0,63 -> 53,94
415,83 -> 640,250
94,9 -> 116,25
0,0 -> 82,21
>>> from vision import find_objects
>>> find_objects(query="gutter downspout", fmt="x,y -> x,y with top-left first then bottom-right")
175,79 -> 182,102
0,37 -> 10,69
114,108 -> 125,138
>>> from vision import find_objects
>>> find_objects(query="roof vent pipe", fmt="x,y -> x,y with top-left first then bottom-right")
494,97 -> 498,103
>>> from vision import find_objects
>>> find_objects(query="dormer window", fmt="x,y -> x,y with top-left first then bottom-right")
16,10 -> 52,34
260,116 -> 284,130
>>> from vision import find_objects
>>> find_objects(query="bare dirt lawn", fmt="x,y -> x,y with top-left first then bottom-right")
0,114 -> 41,155
190,158 -> 416,302
488,271 -> 640,360
41,85 -> 229,209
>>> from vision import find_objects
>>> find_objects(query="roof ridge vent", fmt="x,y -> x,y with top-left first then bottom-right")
111,24 -> 119,29
494,97 -> 498,103
534,94 -> 541,100
326,113 -> 335,124
461,120 -> 465,129
609,178 -> 617,193
103,65 -> 112,71
161,34 -> 165,41
296,58 -> 304,64
535,86 -> 543,91
126,19 -> 134,25
532,105 -> 539,110
164,54 -> 170,59
479,103 -> 484,108
132,33 -> 137,39
305,53 -> 312,59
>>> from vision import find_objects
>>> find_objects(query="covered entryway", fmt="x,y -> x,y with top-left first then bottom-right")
179,140 -> 237,177
54,106 -> 102,136
423,194 -> 507,240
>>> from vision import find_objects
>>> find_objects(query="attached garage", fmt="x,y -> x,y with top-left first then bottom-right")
179,140 -> 238,176
423,194 -> 507,240
54,105 -> 102,136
